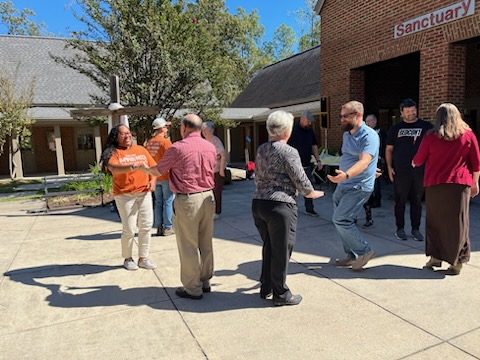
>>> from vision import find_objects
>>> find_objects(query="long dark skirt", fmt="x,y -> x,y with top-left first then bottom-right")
425,184 -> 471,266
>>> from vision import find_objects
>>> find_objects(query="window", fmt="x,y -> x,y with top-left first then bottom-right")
77,133 -> 94,150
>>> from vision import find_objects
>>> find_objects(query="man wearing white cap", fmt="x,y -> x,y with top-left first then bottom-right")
145,116 -> 175,236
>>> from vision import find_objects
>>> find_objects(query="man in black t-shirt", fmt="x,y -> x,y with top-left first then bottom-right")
385,98 -> 432,241
288,110 -> 321,216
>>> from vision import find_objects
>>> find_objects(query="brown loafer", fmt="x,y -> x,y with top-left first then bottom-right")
335,257 -> 354,267
175,287 -> 203,300
424,257 -> 442,270
445,263 -> 462,275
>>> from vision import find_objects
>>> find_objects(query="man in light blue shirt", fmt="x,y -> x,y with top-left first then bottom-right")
327,101 -> 379,271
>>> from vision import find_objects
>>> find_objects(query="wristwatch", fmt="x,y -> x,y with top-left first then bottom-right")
345,172 -> 350,179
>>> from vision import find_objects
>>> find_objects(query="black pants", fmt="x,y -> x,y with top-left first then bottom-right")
213,172 -> 224,214
393,169 -> 424,230
252,199 -> 297,300
303,165 -> 315,212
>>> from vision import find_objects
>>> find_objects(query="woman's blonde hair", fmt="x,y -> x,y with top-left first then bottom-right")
433,103 -> 470,140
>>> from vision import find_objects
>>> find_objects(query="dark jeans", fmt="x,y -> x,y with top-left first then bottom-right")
393,169 -> 424,230
252,199 -> 298,300
213,172 -> 224,214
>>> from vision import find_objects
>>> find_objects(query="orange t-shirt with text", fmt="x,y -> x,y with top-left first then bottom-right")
145,134 -> 172,181
109,145 -> 156,195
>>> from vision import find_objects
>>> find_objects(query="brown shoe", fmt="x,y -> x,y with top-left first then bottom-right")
351,250 -> 375,271
335,256 -> 354,267
162,227 -> 175,236
424,257 -> 442,270
445,263 -> 462,275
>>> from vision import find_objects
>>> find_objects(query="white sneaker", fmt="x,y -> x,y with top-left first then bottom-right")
138,258 -> 157,270
124,258 -> 138,271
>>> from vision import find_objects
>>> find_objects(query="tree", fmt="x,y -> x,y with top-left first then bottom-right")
0,0 -> 44,35
296,0 -> 320,52
54,0 -> 264,138
0,67 -> 35,178
263,23 -> 296,61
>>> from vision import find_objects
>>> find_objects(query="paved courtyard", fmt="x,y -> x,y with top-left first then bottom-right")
0,180 -> 479,359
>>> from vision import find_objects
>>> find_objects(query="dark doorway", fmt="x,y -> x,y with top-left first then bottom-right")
364,52 -> 420,132
464,37 -> 480,138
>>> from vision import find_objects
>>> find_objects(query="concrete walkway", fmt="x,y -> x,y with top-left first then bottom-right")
0,180 -> 479,359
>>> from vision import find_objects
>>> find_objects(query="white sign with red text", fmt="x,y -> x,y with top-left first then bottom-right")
394,0 -> 476,39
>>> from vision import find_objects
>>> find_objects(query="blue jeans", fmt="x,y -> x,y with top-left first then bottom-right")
153,180 -> 174,229
332,186 -> 372,258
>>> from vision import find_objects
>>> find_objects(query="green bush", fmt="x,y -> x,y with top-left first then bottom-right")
60,163 -> 112,194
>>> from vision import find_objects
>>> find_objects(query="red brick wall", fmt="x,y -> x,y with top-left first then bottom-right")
320,0 -> 480,149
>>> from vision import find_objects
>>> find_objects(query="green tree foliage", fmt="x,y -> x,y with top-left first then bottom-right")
296,0 -> 320,52
54,0 -> 264,135
0,67 -> 35,156
263,23 -> 296,61
0,0 -> 44,35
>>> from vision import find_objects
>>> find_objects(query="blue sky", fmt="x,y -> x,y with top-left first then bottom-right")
5,0 -> 313,43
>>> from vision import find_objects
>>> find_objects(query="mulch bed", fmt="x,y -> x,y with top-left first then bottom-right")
47,193 -> 114,209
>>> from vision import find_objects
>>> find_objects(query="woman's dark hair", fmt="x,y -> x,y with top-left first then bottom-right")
100,124 -> 124,172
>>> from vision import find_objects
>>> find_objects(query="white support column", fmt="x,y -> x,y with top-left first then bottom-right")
53,125 -> 65,175
107,116 -> 113,133
94,126 -> 102,164
10,135 -> 23,179
224,127 -> 231,164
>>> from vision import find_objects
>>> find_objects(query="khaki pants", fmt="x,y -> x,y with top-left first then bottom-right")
174,190 -> 215,296
114,192 -> 153,259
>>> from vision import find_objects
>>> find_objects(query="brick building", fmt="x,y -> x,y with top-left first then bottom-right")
316,0 -> 480,150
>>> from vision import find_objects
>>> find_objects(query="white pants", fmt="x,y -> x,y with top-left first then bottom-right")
114,192 -> 153,259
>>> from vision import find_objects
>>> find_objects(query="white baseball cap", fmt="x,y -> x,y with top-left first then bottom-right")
152,117 -> 171,129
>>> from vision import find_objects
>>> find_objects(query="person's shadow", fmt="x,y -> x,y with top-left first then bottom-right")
4,264 -> 269,312
215,259 -> 446,281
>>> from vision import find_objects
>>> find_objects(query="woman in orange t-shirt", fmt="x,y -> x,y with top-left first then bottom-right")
101,124 -> 157,271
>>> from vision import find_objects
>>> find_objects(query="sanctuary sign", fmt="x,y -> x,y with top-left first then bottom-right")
394,0 -> 475,39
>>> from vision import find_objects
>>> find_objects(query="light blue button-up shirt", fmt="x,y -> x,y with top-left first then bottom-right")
338,123 -> 379,192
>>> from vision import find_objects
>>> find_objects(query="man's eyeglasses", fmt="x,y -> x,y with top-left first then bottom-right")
339,111 -> 357,119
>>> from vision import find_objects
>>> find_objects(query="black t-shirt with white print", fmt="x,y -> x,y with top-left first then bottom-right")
386,119 -> 432,172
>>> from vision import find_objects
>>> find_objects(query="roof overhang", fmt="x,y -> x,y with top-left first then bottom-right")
252,101 -> 321,121
221,108 -> 269,121
314,0 -> 325,14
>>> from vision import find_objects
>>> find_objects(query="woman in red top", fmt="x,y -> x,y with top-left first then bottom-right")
413,103 -> 480,275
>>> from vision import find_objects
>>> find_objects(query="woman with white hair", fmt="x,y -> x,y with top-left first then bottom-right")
252,110 -> 324,306
413,103 -> 480,275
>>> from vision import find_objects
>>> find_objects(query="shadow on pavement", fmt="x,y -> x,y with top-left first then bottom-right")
65,231 -> 121,241
215,259 -> 446,281
3,264 -> 271,312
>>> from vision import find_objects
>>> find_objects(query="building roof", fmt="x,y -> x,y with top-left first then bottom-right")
230,45 -> 320,109
251,100 -> 321,121
0,35 -> 105,106
220,107 -> 269,120
314,0 -> 325,14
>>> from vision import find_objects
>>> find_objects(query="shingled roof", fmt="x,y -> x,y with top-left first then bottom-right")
231,45 -> 320,109
0,35 -> 105,106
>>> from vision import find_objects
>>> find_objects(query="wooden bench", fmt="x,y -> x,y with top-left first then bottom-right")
43,173 -> 105,211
